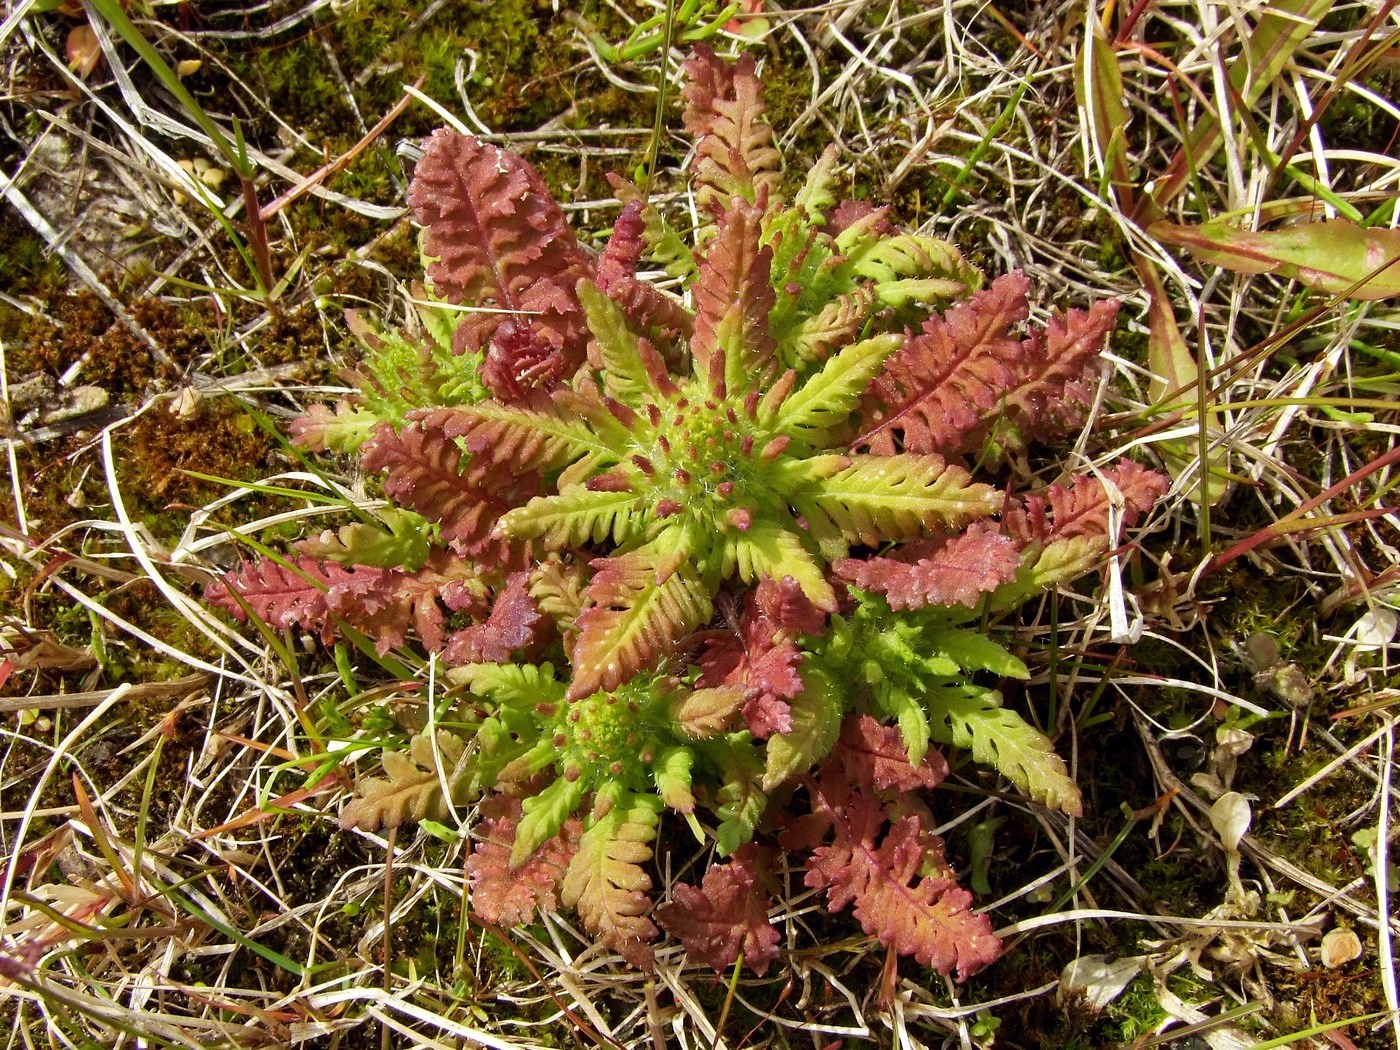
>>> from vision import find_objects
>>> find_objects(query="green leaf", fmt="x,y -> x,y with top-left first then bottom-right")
925,686 -> 1082,816
420,819 -> 460,842
293,404 -> 382,454
794,144 -> 839,217
923,627 -> 1029,679
712,742 -> 766,855
763,667 -> 842,790
471,713 -> 547,790
1150,219 -> 1400,301
773,333 -> 902,446
804,455 -> 1001,543
512,774 -> 587,867
498,485 -> 645,547
721,521 -> 836,610
843,233 -> 977,304
871,277 -> 970,311
297,508 -> 434,570
882,684 -> 931,766
450,662 -> 567,709
990,537 -> 1107,611
653,746 -> 696,812
1074,13 -> 1133,206
578,279 -> 654,404
495,734 -> 562,785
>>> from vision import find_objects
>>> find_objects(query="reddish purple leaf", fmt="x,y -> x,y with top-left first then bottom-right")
466,794 -> 580,926
680,48 -> 781,210
833,523 -> 1021,610
1007,460 -> 1169,545
855,273 -> 1030,456
409,130 -> 594,396
443,571 -> 548,665
780,716 -> 998,979
854,273 -> 1118,457
697,585 -> 806,739
657,845 -> 779,975
1001,299 -> 1116,443
360,417 -> 537,557
208,554 -> 493,656
690,199 -> 778,391
827,714 -> 948,794
754,576 -> 828,635
804,798 -> 1001,978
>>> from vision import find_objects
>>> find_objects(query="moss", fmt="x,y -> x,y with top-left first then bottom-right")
0,208 -> 68,305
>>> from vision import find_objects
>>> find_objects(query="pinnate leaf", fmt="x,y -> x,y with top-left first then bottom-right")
754,575 -> 828,635
773,333 -> 902,447
681,48 -> 781,211
854,272 -> 1030,456
802,454 -> 1001,544
833,523 -> 1021,610
570,536 -> 714,698
442,571 -> 548,665
577,278 -> 654,404
561,786 -> 661,967
828,713 -> 948,793
409,130 -> 593,390
360,418 -> 531,555
997,461 -> 1168,603
296,507 -> 433,571
999,298 -> 1116,446
721,521 -> 836,611
341,731 -> 469,831
658,845 -> 779,975
672,685 -> 746,739
805,799 -> 1001,978
925,686 -> 1082,816
593,204 -> 694,350
697,582 -> 807,740
498,484 -> 644,549
289,401 -> 379,453
513,775 -> 587,867
690,199 -> 778,393
845,233 -> 976,308
205,557 -> 343,643
450,660 -> 567,710
466,794 -> 580,926
795,723 -> 1000,978
528,559 -> 589,634
762,666 -> 842,790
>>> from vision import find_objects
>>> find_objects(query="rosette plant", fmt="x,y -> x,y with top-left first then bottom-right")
207,49 -> 1166,974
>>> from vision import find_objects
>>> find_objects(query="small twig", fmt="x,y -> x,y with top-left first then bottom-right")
258,77 -> 424,223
